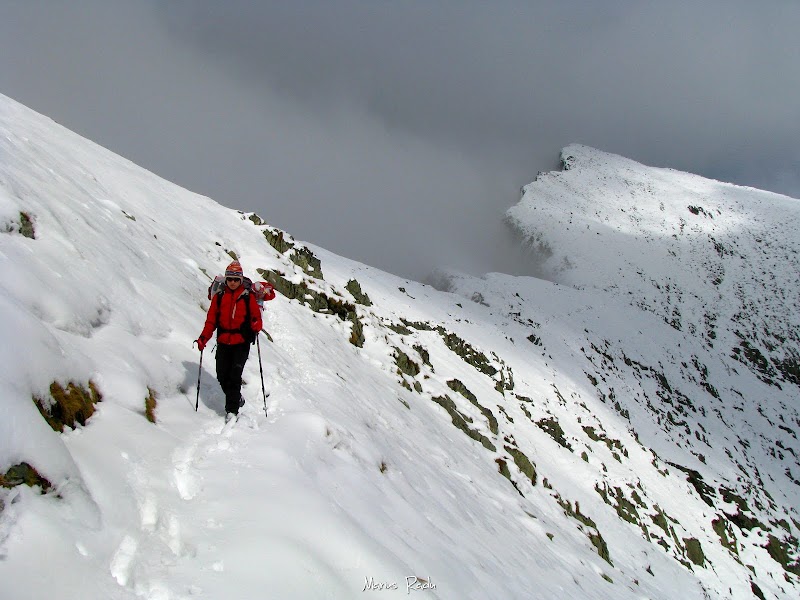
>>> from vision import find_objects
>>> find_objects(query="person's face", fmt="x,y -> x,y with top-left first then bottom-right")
226,277 -> 242,290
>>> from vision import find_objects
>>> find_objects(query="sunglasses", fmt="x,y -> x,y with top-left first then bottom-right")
226,277 -> 242,283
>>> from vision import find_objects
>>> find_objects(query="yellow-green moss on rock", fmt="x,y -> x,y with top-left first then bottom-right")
145,388 -> 158,423
0,462 -> 52,492
34,381 -> 102,432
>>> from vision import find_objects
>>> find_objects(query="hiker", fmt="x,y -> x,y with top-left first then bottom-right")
195,260 -> 263,419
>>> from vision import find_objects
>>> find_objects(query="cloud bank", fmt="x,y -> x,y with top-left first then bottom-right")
2,1 -> 798,280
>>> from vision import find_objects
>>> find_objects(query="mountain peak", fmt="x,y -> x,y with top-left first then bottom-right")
507,144 -> 800,389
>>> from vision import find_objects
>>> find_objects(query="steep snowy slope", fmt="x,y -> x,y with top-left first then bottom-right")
507,144 -> 800,389
443,269 -> 800,599
1,96 -> 798,600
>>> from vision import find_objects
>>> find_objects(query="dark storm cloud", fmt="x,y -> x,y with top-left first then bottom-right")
154,1 -> 800,178
2,1 -> 799,280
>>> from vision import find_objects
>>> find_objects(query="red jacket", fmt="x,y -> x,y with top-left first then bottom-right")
199,285 -> 263,346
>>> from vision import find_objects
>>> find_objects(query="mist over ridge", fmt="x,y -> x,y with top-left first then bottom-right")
2,1 -> 799,282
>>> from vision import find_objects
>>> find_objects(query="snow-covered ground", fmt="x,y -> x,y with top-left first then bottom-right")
507,144 -> 800,383
1,94 -> 798,599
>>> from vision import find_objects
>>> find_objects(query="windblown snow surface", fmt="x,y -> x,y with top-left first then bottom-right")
1,95 -> 799,599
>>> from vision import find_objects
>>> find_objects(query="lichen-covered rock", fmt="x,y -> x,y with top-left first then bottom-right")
684,537 -> 706,567
437,329 -> 497,377
394,349 -> 420,377
346,279 -> 372,306
19,212 -> 35,238
263,228 -> 295,254
290,246 -> 323,279
0,462 -> 52,493
447,379 -> 498,435
257,269 -> 363,347
145,387 -> 158,424
431,395 -> 496,452
539,416 -> 572,451
2,211 -> 36,239
765,534 -> 800,576
504,445 -> 537,486
33,381 -> 102,432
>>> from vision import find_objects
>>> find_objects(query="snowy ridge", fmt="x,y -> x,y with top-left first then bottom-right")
506,144 -> 800,388
1,95 -> 799,599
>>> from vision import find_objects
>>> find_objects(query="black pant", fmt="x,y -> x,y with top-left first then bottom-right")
216,342 -> 251,414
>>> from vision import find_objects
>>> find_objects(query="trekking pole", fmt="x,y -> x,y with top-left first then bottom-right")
195,347 -> 204,412
256,334 -> 268,417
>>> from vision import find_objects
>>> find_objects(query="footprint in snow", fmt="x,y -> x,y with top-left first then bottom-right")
172,443 -> 201,501
110,534 -> 138,586
139,491 -> 158,533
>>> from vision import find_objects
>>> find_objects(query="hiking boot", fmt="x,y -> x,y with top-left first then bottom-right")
239,396 -> 245,408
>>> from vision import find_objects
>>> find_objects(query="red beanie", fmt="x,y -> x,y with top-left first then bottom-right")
225,260 -> 244,278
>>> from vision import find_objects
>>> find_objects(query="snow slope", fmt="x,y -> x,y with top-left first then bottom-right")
507,144 -> 800,388
1,96 -> 798,599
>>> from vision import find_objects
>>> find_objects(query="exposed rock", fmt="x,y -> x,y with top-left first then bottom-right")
346,279 -> 372,306
33,381 -> 102,432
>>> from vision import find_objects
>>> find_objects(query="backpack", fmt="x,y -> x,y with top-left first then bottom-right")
250,280 -> 276,307
207,275 -> 275,344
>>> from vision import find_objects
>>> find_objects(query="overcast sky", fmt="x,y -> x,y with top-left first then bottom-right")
2,1 -> 799,281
